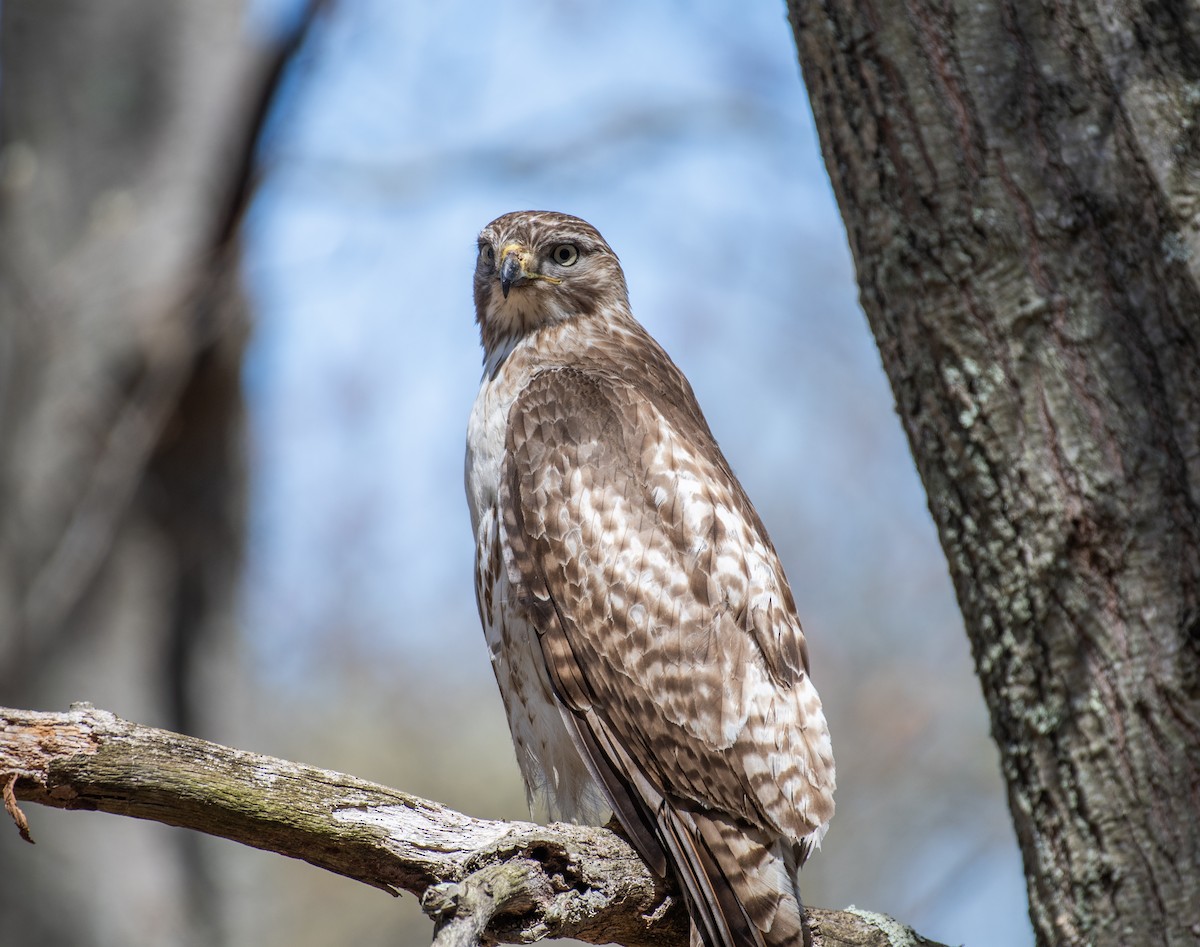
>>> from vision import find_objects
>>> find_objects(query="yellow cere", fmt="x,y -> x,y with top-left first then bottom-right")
498,242 -> 562,285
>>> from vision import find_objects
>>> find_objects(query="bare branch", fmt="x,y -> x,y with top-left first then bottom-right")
1,772 -> 32,844
0,704 -> 947,947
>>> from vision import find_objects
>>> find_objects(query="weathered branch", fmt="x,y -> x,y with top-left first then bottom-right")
1,704 -> 946,947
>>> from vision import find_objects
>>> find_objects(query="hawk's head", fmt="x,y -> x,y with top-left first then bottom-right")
474,210 -> 630,364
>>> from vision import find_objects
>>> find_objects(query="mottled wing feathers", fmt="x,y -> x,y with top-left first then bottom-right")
497,363 -> 833,947
500,365 -> 833,839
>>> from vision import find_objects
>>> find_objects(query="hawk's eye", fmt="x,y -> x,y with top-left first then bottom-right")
550,244 -> 579,266
479,243 -> 495,265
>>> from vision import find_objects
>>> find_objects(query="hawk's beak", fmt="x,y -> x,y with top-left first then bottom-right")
499,247 -> 527,299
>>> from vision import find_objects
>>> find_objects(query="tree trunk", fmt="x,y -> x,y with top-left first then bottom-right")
0,1 -> 265,944
787,2 -> 1200,944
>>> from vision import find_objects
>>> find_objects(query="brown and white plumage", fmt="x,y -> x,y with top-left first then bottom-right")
465,210 -> 835,947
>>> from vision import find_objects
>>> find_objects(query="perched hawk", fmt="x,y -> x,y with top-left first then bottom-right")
465,210 -> 835,947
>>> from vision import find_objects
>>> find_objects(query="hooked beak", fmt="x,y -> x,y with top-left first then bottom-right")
499,250 -> 524,299
496,243 -> 561,298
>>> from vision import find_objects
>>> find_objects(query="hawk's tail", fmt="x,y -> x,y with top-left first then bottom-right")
659,806 -> 809,947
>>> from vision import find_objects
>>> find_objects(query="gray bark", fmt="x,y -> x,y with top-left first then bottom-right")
0,704 -> 950,947
787,1 -> 1200,944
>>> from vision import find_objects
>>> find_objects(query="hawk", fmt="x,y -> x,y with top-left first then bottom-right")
465,210 -> 835,947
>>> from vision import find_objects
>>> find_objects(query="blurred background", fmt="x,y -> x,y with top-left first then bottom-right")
0,1 -> 1031,945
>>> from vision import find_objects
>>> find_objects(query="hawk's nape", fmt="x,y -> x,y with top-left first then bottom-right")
465,210 -> 835,947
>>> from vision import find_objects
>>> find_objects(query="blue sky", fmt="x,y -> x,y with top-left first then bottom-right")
240,2 -> 1032,943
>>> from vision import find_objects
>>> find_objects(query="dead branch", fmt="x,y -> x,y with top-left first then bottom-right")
0,704 -> 946,947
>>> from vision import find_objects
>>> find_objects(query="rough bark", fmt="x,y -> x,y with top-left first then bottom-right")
0,704 -> 948,947
787,2 -> 1200,945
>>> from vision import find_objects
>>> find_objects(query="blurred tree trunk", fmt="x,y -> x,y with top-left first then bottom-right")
788,2 -> 1200,945
0,1 -> 274,944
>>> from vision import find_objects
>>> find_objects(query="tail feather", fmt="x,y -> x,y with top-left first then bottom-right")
696,812 -> 806,947
559,710 -> 811,947
658,805 -> 752,947
659,805 -> 807,947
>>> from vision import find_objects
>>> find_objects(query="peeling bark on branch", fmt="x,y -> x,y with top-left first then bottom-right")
0,705 -> 946,947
